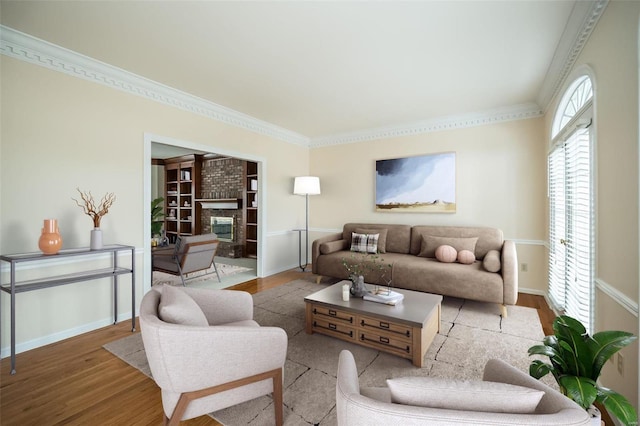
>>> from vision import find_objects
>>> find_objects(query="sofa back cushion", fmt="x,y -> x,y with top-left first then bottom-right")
343,223 -> 412,254
410,226 -> 503,260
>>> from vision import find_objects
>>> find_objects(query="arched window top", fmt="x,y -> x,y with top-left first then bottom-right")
552,75 -> 593,138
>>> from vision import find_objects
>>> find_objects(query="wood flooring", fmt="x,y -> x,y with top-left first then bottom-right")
0,269 -> 582,425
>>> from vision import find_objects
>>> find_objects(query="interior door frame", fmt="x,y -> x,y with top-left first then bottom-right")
143,133 -> 266,294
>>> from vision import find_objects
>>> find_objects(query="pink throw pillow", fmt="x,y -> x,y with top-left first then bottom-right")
457,249 -> 476,264
435,245 -> 457,263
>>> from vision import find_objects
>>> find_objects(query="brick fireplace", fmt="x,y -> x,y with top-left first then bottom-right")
200,157 -> 245,258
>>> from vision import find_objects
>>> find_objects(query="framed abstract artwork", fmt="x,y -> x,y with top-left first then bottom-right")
375,152 -> 456,213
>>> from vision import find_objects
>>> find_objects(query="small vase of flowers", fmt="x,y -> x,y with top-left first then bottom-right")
72,188 -> 116,250
341,253 -> 391,298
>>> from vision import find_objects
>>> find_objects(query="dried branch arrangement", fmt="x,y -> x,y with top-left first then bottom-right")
72,188 -> 116,228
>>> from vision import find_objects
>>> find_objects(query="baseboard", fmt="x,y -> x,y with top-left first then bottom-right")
0,311 -> 136,358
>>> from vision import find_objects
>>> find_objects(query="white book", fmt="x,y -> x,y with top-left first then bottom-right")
363,291 -> 404,305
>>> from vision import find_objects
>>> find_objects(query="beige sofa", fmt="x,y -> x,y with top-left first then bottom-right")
312,223 -> 518,315
336,350 -> 590,425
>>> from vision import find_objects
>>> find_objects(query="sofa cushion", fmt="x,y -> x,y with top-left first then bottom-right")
158,285 -> 209,326
391,256 -> 504,304
387,376 -> 544,414
320,239 -> 349,254
355,227 -> 388,253
435,245 -> 457,263
457,249 -> 476,264
418,235 -> 478,258
350,232 -> 379,254
343,224 -> 412,254
483,249 -> 502,272
411,226 -> 503,259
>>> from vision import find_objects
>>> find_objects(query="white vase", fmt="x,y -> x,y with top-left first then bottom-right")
90,228 -> 103,250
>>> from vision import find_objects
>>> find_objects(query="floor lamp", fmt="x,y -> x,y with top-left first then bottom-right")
294,176 -> 321,271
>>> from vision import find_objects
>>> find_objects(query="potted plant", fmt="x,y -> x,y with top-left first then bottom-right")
341,253 -> 391,297
151,197 -> 164,238
528,315 -> 637,425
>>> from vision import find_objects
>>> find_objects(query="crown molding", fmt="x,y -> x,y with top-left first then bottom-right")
309,103 -> 543,148
1,0 -> 605,151
0,25 -> 310,147
536,0 -> 608,112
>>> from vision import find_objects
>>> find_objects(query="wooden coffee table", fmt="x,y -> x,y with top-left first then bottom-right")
304,281 -> 442,367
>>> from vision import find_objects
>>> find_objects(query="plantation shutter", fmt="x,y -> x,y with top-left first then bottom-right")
548,146 -> 566,310
563,126 -> 593,328
547,122 -> 593,332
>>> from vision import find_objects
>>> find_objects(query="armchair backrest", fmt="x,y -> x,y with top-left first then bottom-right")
175,234 -> 219,274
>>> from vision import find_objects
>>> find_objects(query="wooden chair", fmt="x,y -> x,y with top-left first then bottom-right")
152,234 -> 221,286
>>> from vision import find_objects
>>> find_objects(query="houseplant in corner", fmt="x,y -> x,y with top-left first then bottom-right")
528,315 -> 637,425
151,197 -> 165,239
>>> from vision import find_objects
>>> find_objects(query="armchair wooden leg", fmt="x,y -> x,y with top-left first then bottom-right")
164,368 -> 284,426
316,276 -> 321,284
273,368 -> 283,426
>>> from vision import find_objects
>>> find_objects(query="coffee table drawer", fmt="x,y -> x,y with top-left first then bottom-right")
312,318 -> 356,341
311,305 -> 355,325
358,331 -> 412,357
359,314 -> 412,341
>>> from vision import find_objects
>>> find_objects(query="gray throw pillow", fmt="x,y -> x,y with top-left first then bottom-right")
158,285 -> 208,326
320,239 -> 349,254
387,376 -> 544,414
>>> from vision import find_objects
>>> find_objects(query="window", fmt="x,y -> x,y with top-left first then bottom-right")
548,75 -> 594,332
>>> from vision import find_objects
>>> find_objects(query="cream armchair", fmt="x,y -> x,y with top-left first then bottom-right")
139,285 -> 288,426
336,350 -> 590,426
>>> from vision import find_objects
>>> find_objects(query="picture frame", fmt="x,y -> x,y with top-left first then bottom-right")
375,152 -> 456,213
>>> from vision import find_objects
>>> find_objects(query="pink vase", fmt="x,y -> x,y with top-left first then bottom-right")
38,219 -> 63,255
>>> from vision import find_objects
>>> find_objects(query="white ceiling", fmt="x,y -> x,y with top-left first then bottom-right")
1,1 -> 594,141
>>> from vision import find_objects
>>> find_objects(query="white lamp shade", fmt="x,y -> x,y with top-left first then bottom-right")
294,176 -> 321,195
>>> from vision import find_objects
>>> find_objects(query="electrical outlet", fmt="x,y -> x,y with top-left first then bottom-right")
618,353 -> 624,375
521,263 -> 528,272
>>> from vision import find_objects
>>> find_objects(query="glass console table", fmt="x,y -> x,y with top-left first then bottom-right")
0,244 -> 136,374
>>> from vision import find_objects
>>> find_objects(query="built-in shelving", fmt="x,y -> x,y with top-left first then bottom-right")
164,155 -> 202,243
244,161 -> 258,258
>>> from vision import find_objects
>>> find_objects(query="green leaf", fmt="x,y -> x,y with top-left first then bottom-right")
558,375 -> 597,410
554,316 -> 593,377
528,344 -> 557,358
588,331 -> 637,379
597,387 -> 638,426
529,360 -> 553,379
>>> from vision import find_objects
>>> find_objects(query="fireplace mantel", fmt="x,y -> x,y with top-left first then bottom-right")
196,198 -> 242,210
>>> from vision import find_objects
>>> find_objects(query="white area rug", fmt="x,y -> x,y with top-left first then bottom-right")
152,262 -> 251,286
104,279 -> 549,425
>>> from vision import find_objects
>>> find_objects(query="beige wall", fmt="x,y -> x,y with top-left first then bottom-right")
0,56 -> 309,352
543,0 -> 640,410
310,118 -> 548,293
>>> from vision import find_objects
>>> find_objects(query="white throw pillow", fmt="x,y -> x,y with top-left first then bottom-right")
158,285 -> 208,326
387,376 -> 544,414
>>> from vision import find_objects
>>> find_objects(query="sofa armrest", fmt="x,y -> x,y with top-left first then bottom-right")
312,232 -> 344,274
501,240 -> 518,305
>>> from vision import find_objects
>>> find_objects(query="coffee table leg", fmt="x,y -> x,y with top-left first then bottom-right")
305,303 -> 313,334
413,304 -> 441,367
